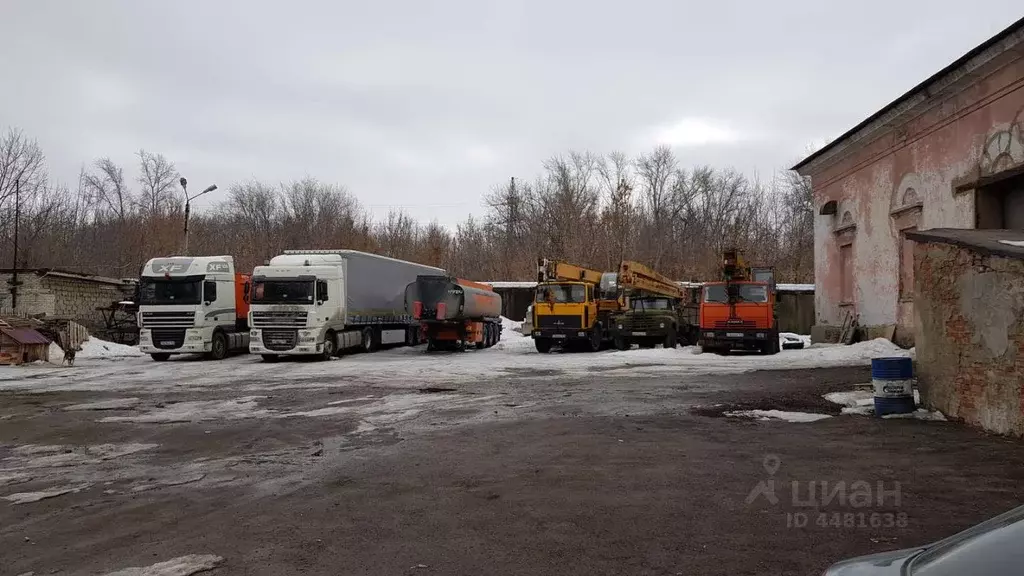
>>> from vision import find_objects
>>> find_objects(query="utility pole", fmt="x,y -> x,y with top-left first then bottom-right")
180,177 -> 217,256
9,178 -> 20,310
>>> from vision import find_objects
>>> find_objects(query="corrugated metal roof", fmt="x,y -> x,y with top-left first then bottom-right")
0,327 -> 51,345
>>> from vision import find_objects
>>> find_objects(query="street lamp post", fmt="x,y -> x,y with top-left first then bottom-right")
180,177 -> 217,255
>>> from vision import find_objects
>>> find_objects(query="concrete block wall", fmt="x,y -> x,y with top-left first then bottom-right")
0,272 -> 134,332
914,241 -> 1024,436
0,274 -> 55,317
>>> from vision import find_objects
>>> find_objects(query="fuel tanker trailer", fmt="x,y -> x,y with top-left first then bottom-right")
405,275 -> 503,351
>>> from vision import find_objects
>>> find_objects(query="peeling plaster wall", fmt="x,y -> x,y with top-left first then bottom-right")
804,46 -> 1024,341
914,241 -> 1024,436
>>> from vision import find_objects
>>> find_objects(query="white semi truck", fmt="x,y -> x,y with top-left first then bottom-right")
248,250 -> 445,361
137,255 -> 252,361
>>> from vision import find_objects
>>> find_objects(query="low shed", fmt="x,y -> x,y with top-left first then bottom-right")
0,327 -> 52,365
909,228 -> 1024,436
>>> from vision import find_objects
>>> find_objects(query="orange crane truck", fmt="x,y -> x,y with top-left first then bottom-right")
405,275 -> 503,351
698,249 -> 780,355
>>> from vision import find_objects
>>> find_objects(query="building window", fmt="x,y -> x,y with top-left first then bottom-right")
976,172 -> 1024,229
899,228 -> 916,301
840,244 -> 853,304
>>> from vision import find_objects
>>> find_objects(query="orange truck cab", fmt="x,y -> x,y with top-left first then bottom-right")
698,260 -> 780,354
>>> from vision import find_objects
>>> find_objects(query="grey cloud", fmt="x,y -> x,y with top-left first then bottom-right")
2,0 -> 1021,226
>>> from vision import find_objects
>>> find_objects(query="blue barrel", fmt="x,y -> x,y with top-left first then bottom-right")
872,357 -> 915,415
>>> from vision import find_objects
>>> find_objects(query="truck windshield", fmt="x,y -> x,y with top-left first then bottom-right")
139,277 -> 202,305
703,284 -> 769,303
632,298 -> 671,310
704,285 -> 728,303
738,284 -> 769,303
536,284 -> 587,304
253,280 -> 315,304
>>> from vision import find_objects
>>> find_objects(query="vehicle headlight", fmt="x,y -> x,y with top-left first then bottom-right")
617,324 -> 623,330
250,330 -> 258,337
704,332 -> 714,338
756,333 -> 766,338
188,335 -> 202,341
659,322 -> 665,328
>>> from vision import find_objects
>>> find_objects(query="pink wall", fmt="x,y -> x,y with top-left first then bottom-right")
802,47 -> 1024,336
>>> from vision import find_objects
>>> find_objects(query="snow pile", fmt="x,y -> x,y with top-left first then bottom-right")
48,342 -> 66,365
999,240 -> 1024,248
501,316 -> 523,333
824,389 -> 876,415
780,333 -> 811,348
724,409 -> 832,423
79,337 -> 143,359
102,554 -> 224,576
882,409 -> 947,421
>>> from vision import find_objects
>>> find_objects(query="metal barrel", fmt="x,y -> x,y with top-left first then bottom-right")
872,357 -> 915,416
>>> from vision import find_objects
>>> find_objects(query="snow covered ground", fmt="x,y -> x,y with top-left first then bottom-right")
0,323 -> 911,395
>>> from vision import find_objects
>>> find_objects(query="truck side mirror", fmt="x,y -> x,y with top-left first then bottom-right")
316,280 -> 328,304
204,280 -> 217,305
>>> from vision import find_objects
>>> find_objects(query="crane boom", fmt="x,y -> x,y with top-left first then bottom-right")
618,261 -> 684,299
537,258 -> 604,285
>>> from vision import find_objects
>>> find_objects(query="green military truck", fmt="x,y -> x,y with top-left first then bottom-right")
611,293 -> 698,349
606,262 -> 699,350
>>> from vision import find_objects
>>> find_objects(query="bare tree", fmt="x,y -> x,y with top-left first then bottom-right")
136,150 -> 178,216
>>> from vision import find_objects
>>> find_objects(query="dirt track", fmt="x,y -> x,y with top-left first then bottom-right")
3,363 -> 1024,575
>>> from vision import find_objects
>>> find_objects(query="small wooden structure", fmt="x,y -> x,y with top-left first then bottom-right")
0,325 -> 52,365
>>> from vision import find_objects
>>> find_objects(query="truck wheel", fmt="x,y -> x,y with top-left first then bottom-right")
664,330 -> 678,349
768,335 -> 781,355
206,332 -> 228,360
587,328 -> 601,352
614,336 -> 629,351
361,327 -> 375,353
262,354 -> 279,363
534,338 -> 553,353
150,353 -> 171,362
321,331 -> 336,360
476,325 -> 486,350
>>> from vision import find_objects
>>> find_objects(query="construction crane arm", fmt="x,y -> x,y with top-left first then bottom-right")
537,258 -> 604,284
617,261 -> 683,299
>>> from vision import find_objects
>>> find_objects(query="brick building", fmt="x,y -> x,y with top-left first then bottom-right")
909,229 -> 1024,436
794,17 -> 1024,346
0,269 -> 136,333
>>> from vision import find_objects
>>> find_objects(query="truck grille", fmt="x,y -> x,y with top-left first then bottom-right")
714,320 -> 755,329
625,316 -> 665,330
262,329 -> 297,351
251,311 -> 307,328
151,329 -> 186,349
536,315 -> 582,329
141,311 -> 194,328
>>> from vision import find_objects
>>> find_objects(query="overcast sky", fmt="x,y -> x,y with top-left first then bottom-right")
3,1 -> 1022,227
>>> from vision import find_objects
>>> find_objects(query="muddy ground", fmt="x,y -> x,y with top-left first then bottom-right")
2,362 -> 1024,575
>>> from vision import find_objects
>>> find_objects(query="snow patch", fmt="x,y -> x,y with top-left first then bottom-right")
3,483 -> 91,504
4,443 -> 158,469
64,397 -> 141,411
725,409 -> 833,423
999,240 -> 1024,248
100,397 -> 270,423
102,554 -> 224,576
79,338 -> 143,359
824,389 -> 875,409
882,408 -> 947,421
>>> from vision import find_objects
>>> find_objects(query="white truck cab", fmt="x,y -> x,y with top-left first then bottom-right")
137,255 -> 250,361
248,250 -> 444,361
